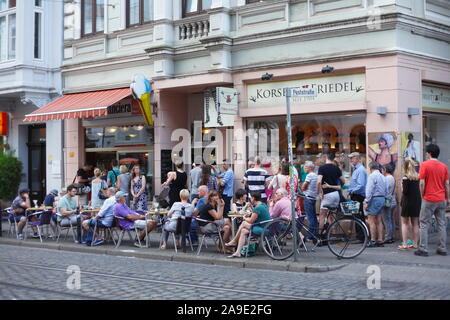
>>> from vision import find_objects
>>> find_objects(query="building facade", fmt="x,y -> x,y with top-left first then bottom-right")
0,0 -> 63,202
25,0 -> 450,202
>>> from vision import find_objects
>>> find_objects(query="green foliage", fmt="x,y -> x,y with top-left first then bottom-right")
0,153 -> 23,201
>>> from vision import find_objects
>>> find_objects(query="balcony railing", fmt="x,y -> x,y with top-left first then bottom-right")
176,16 -> 210,41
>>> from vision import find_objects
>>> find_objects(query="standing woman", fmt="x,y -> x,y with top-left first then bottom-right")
91,168 -> 106,209
130,165 -> 148,212
398,158 -> 421,250
382,164 -> 397,244
200,164 -> 218,192
116,165 -> 131,206
162,162 -> 187,207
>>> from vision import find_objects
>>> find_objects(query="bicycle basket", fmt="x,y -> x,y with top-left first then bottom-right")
340,201 -> 360,215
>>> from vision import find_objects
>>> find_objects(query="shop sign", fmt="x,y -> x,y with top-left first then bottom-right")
0,112 -> 8,136
422,85 -> 450,112
107,99 -> 142,116
247,74 -> 365,107
204,89 -> 235,128
217,87 -> 238,115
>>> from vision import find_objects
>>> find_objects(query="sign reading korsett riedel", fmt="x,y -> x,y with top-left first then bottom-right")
247,74 -> 366,107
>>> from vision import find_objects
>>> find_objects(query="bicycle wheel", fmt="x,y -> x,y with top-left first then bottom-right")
326,217 -> 368,259
261,219 -> 295,260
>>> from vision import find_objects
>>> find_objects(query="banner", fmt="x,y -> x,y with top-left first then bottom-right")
131,75 -> 153,126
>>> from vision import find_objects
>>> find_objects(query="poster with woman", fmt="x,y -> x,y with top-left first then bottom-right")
401,132 -> 421,162
368,132 -> 399,172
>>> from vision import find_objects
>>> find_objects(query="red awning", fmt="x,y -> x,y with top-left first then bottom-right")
24,88 -> 132,122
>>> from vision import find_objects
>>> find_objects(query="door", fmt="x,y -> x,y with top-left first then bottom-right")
27,124 -> 46,204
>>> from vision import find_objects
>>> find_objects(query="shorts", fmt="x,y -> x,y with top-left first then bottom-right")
200,219 -> 225,234
59,215 -> 79,227
133,220 -> 147,229
320,191 -> 340,210
88,219 -> 110,228
367,197 -> 385,215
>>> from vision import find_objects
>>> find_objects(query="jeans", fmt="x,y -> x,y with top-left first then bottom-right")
190,219 -> 199,243
351,193 -> 366,240
222,195 -> 232,218
419,200 -> 447,253
304,198 -> 317,238
382,205 -> 396,240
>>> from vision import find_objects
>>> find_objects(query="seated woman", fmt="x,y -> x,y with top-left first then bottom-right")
231,189 -> 251,214
197,190 -> 232,244
160,189 -> 195,249
225,192 -> 271,258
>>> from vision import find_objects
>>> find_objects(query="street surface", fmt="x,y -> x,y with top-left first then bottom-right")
0,239 -> 449,300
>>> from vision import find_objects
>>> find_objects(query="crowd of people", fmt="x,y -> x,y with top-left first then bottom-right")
6,143 -> 449,258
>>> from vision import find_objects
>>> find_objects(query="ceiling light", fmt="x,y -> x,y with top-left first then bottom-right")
135,125 -> 144,131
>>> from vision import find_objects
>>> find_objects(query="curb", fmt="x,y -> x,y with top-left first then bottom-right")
0,238 -> 347,273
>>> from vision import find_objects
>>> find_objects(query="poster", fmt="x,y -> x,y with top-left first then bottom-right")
401,132 -> 421,162
204,90 -> 235,128
368,132 -> 399,173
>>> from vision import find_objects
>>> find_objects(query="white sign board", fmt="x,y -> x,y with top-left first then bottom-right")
422,85 -> 450,112
247,74 -> 365,107
204,90 -> 235,128
289,87 -> 318,97
217,87 -> 238,115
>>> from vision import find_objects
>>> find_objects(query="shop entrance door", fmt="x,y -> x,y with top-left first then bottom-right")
27,124 -> 46,204
118,151 -> 153,198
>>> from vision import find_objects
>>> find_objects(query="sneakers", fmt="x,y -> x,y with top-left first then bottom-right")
92,238 -> 105,246
367,241 -> 377,248
134,241 -> 145,248
414,250 -> 429,257
375,242 -> 384,247
16,234 -> 24,240
32,232 -> 40,238
436,250 -> 448,256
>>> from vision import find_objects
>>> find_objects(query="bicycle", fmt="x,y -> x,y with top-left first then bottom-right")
260,197 -> 369,260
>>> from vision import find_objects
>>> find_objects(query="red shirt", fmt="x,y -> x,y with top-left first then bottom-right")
419,160 -> 449,203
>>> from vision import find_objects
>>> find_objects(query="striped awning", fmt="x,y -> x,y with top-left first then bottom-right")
24,88 -> 132,122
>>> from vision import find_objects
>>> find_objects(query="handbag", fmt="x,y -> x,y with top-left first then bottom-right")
98,181 -> 108,200
241,242 -> 257,257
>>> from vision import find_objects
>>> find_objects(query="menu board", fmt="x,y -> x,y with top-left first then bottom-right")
161,149 -> 173,184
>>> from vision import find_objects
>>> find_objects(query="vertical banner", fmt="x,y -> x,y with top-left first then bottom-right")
368,132 -> 399,174
401,132 -> 421,163
131,75 -> 153,126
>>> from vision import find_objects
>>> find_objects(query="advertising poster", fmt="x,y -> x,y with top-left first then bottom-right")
401,132 -> 421,163
368,132 -> 399,173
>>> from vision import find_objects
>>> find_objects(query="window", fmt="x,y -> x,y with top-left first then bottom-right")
35,0 -> 42,6
0,9 -> 15,61
0,0 -> 15,10
126,0 -> 153,27
81,0 -> 104,36
34,12 -> 42,59
182,0 -> 212,17
246,0 -> 261,3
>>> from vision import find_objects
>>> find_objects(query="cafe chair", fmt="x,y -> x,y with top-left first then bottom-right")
159,216 -> 194,253
56,213 -> 79,243
24,210 -> 53,243
243,218 -> 273,258
90,218 -> 117,247
4,207 -> 18,238
194,217 -> 226,256
114,215 -> 148,249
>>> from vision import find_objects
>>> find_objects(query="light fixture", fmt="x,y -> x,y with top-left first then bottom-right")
107,127 -> 117,133
122,126 -> 130,132
321,65 -> 334,74
129,133 -> 137,138
203,128 -> 210,134
135,125 -> 144,131
377,107 -> 387,115
96,132 -> 104,136
261,73 -> 273,81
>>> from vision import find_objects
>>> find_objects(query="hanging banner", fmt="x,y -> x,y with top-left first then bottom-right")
131,74 -> 153,126
217,87 -> 238,115
204,89 -> 235,128
0,112 -> 8,136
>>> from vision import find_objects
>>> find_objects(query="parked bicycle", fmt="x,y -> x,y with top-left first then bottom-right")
260,197 -> 369,260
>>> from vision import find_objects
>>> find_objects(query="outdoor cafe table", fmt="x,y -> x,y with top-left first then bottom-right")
228,213 -> 245,238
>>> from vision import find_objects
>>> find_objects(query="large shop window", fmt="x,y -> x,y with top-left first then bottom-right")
247,113 -> 366,175
182,0 -> 212,17
81,0 -> 104,36
423,113 -> 450,168
85,125 -> 153,149
126,0 -> 153,27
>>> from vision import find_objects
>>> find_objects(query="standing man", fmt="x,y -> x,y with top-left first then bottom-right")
189,161 -> 202,201
317,153 -> 345,234
243,156 -> 270,203
348,152 -> 367,241
107,159 -> 121,188
76,163 -> 91,206
220,159 -> 234,218
364,162 -> 387,248
301,161 -> 318,239
415,144 -> 449,257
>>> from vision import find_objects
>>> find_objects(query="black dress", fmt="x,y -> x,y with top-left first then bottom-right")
401,178 -> 421,217
169,171 -> 187,206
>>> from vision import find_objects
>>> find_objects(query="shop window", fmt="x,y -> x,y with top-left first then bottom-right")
85,125 -> 153,149
126,0 -> 153,27
182,0 -> 212,17
81,0 -> 104,37
423,113 -> 450,168
247,113 -> 366,177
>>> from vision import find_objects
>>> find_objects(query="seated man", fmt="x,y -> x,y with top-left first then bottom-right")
190,185 -> 209,245
114,191 -> 157,248
57,184 -> 82,243
82,188 -> 116,246
43,189 -> 59,237
11,188 -> 33,240
268,188 -> 292,220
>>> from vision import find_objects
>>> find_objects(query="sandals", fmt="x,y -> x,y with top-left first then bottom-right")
397,243 -> 408,250
225,242 -> 237,247
227,254 -> 241,259
407,240 -> 418,249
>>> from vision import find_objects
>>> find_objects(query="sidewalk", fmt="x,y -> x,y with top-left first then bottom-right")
1,220 -> 449,274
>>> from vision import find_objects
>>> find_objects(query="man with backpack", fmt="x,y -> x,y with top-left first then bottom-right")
107,159 -> 121,188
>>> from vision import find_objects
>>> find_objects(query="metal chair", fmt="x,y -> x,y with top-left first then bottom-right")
243,219 -> 273,258
90,218 -> 117,247
24,210 -> 53,242
195,218 -> 226,256
159,216 -> 194,253
4,207 -> 18,238
114,215 -> 148,249
55,213 -> 79,243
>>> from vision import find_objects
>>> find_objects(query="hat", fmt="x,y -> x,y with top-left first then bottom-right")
115,191 -> 128,200
348,152 -> 360,158
19,188 -> 30,194
50,189 -> 59,196
379,133 -> 395,148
